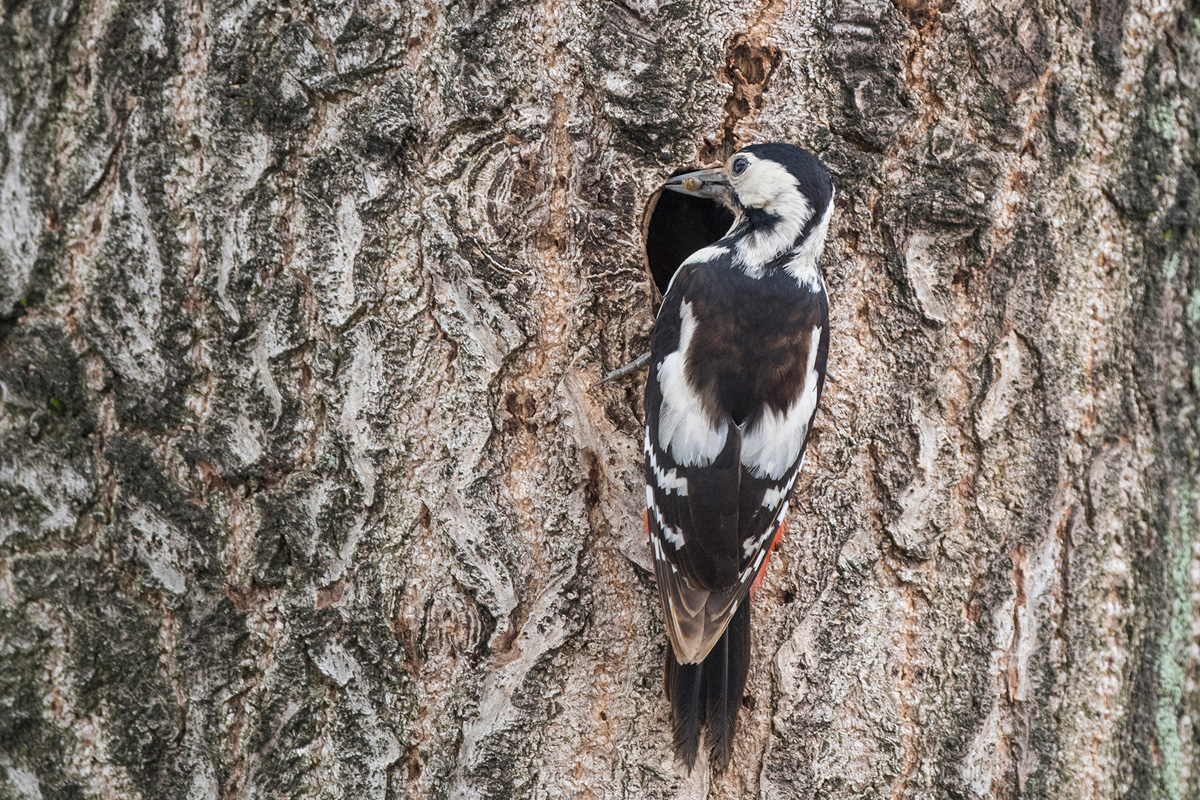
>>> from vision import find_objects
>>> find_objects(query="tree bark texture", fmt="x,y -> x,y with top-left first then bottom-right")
3,0 -> 1200,796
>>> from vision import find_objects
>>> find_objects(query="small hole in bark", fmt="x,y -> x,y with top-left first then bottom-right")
642,168 -> 735,297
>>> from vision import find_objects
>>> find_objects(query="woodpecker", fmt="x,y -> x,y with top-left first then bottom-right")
643,143 -> 834,770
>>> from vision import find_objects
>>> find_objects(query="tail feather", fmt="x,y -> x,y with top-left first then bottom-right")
665,648 -> 704,769
704,600 -> 751,769
665,600 -> 752,772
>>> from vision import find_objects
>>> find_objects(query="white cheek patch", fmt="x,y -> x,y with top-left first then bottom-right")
785,193 -> 834,291
657,301 -> 729,467
740,325 -> 823,479
733,160 -> 814,272
732,157 -> 795,208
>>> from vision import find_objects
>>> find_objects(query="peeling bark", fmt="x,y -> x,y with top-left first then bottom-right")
2,0 -> 1200,798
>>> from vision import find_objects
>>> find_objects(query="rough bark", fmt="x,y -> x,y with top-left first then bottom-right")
2,0 -> 1200,797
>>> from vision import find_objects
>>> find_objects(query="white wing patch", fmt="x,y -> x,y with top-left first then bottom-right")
657,301 -> 729,467
760,468 -> 799,509
647,485 -> 686,548
644,429 -> 688,496
740,325 -> 823,479
785,192 -> 834,291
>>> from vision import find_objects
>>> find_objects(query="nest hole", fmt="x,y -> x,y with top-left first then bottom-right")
642,168 -> 735,297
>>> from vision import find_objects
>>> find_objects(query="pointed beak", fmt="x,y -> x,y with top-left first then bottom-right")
663,167 -> 731,203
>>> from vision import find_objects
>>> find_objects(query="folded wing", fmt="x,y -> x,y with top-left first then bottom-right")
645,269 -> 824,665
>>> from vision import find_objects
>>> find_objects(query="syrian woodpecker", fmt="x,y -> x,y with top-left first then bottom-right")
643,143 -> 834,770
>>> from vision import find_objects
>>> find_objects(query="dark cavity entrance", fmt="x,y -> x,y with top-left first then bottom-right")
642,169 -> 735,296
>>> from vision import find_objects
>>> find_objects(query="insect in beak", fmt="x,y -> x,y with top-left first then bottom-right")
664,167 -> 732,207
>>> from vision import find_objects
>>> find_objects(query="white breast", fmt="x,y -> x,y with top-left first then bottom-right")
785,194 -> 834,291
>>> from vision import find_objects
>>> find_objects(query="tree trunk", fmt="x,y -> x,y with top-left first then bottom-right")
2,0 -> 1199,796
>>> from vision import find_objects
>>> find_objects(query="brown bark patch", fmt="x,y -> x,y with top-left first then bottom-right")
890,0 -> 955,30
699,35 -> 783,162
316,581 -> 347,609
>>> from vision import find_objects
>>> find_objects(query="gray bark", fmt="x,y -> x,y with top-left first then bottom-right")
2,0 -> 1200,797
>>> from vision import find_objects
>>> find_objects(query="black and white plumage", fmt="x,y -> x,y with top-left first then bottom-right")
643,143 -> 834,770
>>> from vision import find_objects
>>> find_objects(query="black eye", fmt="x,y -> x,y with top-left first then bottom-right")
731,156 -> 749,176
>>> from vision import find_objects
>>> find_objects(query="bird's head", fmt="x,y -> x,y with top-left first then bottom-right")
665,143 -> 834,272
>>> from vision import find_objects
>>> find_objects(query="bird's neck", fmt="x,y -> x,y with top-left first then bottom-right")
728,189 -> 814,272
729,196 -> 833,285
729,223 -> 805,279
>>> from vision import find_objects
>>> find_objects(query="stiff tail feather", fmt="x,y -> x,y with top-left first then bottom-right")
665,600 -> 752,771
